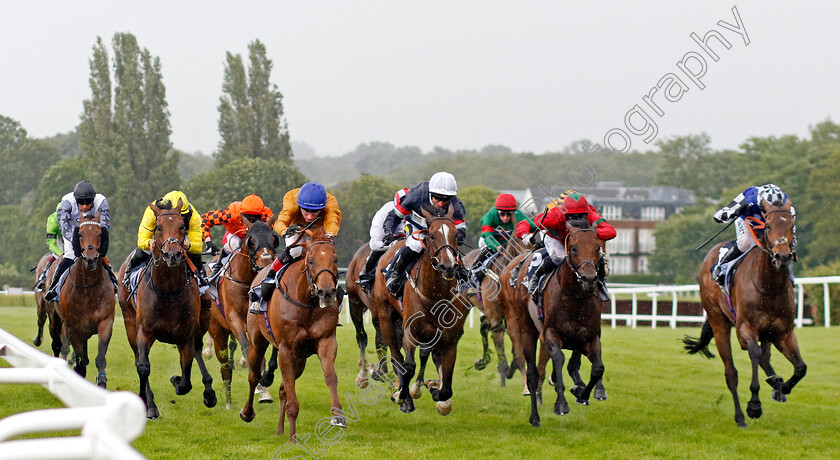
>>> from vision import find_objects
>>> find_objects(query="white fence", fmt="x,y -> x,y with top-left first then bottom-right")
0,327 -> 146,460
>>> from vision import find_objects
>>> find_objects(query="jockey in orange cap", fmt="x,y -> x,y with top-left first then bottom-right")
516,191 -> 616,301
201,194 -> 273,280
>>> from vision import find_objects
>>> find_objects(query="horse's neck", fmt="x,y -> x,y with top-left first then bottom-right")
750,249 -> 791,291
230,250 -> 253,280
72,258 -> 104,284
556,260 -> 586,298
150,259 -> 188,290
417,254 -> 454,299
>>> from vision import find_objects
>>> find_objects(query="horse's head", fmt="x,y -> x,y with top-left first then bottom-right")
301,229 -> 339,308
564,215 -> 601,294
421,206 -> 460,281
243,221 -> 280,270
78,212 -> 102,271
760,198 -> 796,270
151,198 -> 186,268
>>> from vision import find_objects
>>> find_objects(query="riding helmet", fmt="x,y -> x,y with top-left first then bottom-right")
297,182 -> 327,210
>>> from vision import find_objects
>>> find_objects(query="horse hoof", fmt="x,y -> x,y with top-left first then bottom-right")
355,375 -> 370,389
594,389 -> 608,401
530,418 -> 541,428
331,416 -> 347,428
522,387 -> 530,397
570,385 -> 583,399
474,358 -> 488,371
260,372 -> 275,388
409,381 -> 423,399
746,402 -> 762,419
238,356 -> 247,368
171,376 -> 192,395
548,374 -> 556,387
240,409 -> 255,423
575,398 -> 590,406
97,379 -> 107,389
225,401 -> 232,410
423,379 -> 442,391
391,390 -> 404,404
436,400 -> 452,416
203,390 -> 217,408
772,389 -> 787,403
147,407 -> 160,419
32,337 -> 42,347
766,375 -> 783,389
554,402 -> 570,415
201,347 -> 213,360
399,398 -> 415,413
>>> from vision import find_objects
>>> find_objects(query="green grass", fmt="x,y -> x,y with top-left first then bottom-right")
2,304 -> 839,459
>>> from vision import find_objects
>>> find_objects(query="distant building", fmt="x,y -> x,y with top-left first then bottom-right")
518,182 -> 695,275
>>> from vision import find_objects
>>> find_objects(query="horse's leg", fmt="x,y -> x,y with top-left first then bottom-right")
576,338 -> 605,405
94,316 -> 113,388
169,343 -> 194,396
410,347 -> 430,399
712,322 -> 745,427
277,350 -> 303,440
349,296 -> 370,386
210,318 -> 233,409
567,351 -> 583,390
317,336 -> 346,427
227,309 -> 250,370
33,300 -> 46,347
756,342 -> 784,402
739,324 -> 763,420
239,325 -> 269,423
395,334 -> 417,414
192,334 -> 217,408
48,313 -> 62,357
260,346 -> 279,388
202,335 -> 214,360
474,314 -> 491,371
491,325 -> 509,387
377,305 -> 404,381
544,330 -> 569,415
535,342 -> 550,406
522,327 -> 541,427
136,327 -> 159,419
772,331 -> 807,397
371,316 -> 389,380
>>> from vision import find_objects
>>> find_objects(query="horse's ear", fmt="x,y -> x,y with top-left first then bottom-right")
175,198 -> 184,213
421,208 -> 433,222
245,235 -> 256,252
267,213 -> 277,228
445,203 -> 455,219
783,198 -> 792,210
242,214 -> 254,231
271,232 -> 281,250
150,201 -> 161,216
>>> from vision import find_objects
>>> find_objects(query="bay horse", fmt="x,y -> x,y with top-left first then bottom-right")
684,198 -> 804,427
240,228 -> 344,440
207,220 -> 281,409
32,253 -> 67,358
370,206 -> 469,415
117,199 -> 217,419
57,213 -> 115,386
463,230 -> 531,386
502,218 -> 606,427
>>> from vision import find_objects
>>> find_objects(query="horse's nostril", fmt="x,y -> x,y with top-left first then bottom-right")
317,289 -> 325,296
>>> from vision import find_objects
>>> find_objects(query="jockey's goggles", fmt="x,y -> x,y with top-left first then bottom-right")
77,198 -> 93,206
300,207 -> 321,214
430,193 -> 453,203
498,210 -> 514,217
242,213 -> 261,223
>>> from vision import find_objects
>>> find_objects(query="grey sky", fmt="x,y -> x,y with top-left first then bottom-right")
2,1 -> 838,157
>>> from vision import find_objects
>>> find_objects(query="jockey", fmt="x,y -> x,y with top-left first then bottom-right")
357,188 -> 409,292
383,172 -> 469,297
34,203 -> 64,291
517,191 -> 616,300
469,193 -> 532,283
123,190 -> 206,288
45,180 -> 117,301
711,184 -> 796,283
202,194 -> 273,280
256,182 -> 342,304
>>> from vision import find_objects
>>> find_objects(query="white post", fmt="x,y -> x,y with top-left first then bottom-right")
796,283 -> 805,328
671,291 -> 678,329
469,307 -> 474,329
650,293 -> 658,330
631,293 -> 638,329
824,282 -> 831,328
610,294 -> 617,329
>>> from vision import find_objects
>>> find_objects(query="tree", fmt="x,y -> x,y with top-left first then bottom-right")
216,39 -> 291,165
0,115 -> 58,206
648,204 -> 722,284
331,175 -> 401,264
457,185 -> 499,248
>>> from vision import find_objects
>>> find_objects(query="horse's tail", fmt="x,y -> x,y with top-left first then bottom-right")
682,320 -> 715,359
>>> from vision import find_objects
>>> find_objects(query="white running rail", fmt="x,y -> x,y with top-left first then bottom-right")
0,327 -> 146,460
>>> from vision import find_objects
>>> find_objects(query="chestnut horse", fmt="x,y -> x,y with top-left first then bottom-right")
117,199 -> 217,419
240,229 -> 344,440
684,198 -> 804,427
57,213 -> 116,386
207,220 -> 280,409
371,206 -> 469,415
32,253 -> 67,358
502,219 -> 606,427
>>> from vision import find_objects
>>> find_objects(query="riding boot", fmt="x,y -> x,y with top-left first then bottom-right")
712,246 -> 743,283
34,267 -> 50,291
386,247 -> 421,297
469,248 -> 493,285
527,256 -> 557,296
358,248 -> 387,292
45,257 -> 74,301
208,248 -> 229,281
102,257 -> 119,293
596,253 -> 610,301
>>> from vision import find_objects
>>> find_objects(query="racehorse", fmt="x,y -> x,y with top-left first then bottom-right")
684,198 -> 805,427
117,199 -> 217,419
32,253 -> 67,358
240,228 -> 344,440
207,220 -> 280,409
463,230 -> 531,386
57,213 -> 115,386
502,218 -> 606,427
370,206 -> 469,415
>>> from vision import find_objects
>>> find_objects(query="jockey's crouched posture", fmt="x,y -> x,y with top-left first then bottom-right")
34,203 -> 64,292
516,191 -> 616,302
468,193 -> 532,285
383,172 -> 469,297
123,190 -> 208,290
357,188 -> 408,292
201,194 -> 273,281
45,180 -> 118,301
711,183 -> 797,285
250,182 -> 342,310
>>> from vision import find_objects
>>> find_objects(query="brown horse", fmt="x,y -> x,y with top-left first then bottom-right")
32,254 -> 68,358
371,206 -> 469,415
684,199 -> 804,427
240,229 -> 343,440
503,219 -> 606,427
207,220 -> 280,409
117,199 -> 217,419
463,232 -> 531,386
56,213 -> 116,386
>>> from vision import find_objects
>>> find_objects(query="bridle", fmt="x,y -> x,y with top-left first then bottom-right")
302,240 -> 339,296
745,208 -> 795,263
78,220 -> 103,264
152,211 -> 186,264
413,216 -> 461,273
563,227 -> 599,283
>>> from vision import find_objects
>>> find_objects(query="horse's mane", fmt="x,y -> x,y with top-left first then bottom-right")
153,198 -> 175,210
309,226 -> 330,242
567,213 -> 590,230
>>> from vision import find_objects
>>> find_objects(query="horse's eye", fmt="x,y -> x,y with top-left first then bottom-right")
429,234 -> 436,240
179,225 -> 185,231
155,226 -> 162,232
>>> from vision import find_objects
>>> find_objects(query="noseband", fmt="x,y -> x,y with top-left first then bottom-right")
746,209 -> 795,262
153,211 -> 186,263
564,228 -> 599,283
303,240 -> 338,295
419,216 -> 461,272
78,220 -> 103,263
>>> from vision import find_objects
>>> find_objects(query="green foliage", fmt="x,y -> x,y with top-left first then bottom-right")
0,115 -> 59,206
184,158 -> 306,214
177,150 -> 215,182
457,185 -> 498,247
802,260 -> 840,326
648,204 -> 722,284
332,175 -> 401,264
216,40 -> 291,165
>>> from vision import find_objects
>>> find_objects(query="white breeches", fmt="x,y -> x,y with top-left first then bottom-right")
223,233 -> 242,253
735,218 -> 756,253
544,236 -> 567,265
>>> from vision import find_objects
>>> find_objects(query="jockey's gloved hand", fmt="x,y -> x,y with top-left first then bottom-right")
382,233 -> 395,246
284,225 -> 301,237
456,228 -> 466,246
713,209 -> 729,223
521,233 -> 533,246
203,239 -> 219,255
